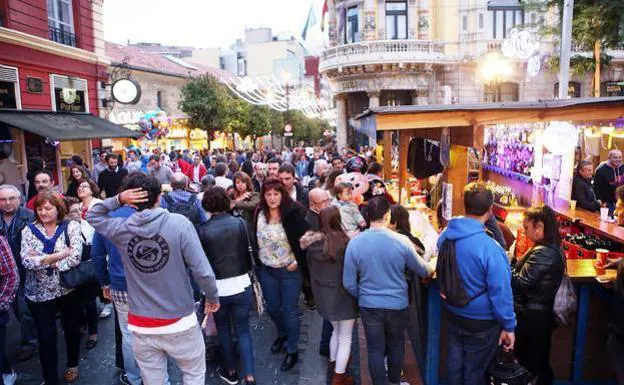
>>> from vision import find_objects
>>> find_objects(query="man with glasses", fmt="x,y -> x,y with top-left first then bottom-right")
0,185 -> 37,361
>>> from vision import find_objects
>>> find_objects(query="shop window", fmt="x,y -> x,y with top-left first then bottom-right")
479,13 -> 484,30
484,82 -> 519,102
0,65 -> 20,109
157,91 -> 163,109
346,6 -> 359,43
554,82 -> 581,98
386,1 -> 407,40
462,15 -> 468,32
47,0 -> 76,47
51,74 -> 88,113
602,81 -> 624,97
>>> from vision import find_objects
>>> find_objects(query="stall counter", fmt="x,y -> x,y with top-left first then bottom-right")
555,206 -> 624,244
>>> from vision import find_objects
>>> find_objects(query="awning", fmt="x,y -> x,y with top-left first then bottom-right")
0,110 -> 141,140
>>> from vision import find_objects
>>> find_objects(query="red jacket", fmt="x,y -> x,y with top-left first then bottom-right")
184,163 -> 207,184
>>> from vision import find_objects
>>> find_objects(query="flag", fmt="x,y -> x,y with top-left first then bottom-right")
301,4 -> 318,40
320,0 -> 328,32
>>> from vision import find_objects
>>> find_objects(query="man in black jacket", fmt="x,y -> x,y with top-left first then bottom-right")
593,149 -> 624,212
0,184 -> 37,360
278,164 -> 308,208
607,259 -> 624,384
98,154 -> 128,198
572,160 -> 601,212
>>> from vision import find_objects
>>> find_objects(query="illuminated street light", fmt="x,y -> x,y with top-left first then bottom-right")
480,51 -> 513,102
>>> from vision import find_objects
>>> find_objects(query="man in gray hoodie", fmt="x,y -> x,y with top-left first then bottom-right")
86,173 -> 219,385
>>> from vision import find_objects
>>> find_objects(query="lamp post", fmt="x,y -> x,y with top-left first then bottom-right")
282,70 -> 293,147
480,52 -> 512,102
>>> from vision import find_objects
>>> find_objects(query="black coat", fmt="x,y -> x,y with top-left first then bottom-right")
97,167 -> 128,198
65,181 -> 79,198
294,182 -> 308,208
0,207 -> 34,280
197,213 -> 251,280
610,259 -> 624,338
571,173 -> 600,212
512,244 -> 564,313
593,161 -> 624,205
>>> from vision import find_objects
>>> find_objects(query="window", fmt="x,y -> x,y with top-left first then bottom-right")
386,1 -> 407,40
479,14 -> 484,30
47,0 -> 75,46
488,1 -> 524,39
157,91 -> 163,108
346,6 -> 359,43
462,15 -> 468,32
484,82 -> 519,102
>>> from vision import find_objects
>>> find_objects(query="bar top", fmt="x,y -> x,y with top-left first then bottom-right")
554,205 -> 624,244
567,259 -> 618,283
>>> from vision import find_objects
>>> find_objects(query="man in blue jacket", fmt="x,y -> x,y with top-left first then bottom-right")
92,205 -> 142,385
343,197 -> 433,385
437,182 -> 516,385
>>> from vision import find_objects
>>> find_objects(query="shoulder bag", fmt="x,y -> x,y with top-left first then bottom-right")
59,222 -> 96,289
237,217 -> 265,315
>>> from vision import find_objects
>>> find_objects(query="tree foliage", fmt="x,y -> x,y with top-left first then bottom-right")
241,105 -> 272,140
179,74 -> 230,141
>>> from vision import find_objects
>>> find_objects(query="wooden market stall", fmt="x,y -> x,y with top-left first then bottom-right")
356,97 -> 624,385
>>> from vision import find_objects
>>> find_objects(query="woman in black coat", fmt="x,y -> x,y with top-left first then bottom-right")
253,177 -> 308,372
571,160 -> 601,211
300,206 -> 356,385
512,205 -> 565,385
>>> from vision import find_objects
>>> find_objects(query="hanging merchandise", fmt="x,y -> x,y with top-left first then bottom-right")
138,110 -> 171,141
484,124 -> 536,177
408,138 -> 444,179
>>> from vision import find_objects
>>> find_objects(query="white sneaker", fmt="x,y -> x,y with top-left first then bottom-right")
3,371 -> 17,385
99,303 -> 113,318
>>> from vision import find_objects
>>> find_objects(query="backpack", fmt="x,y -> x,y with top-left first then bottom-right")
162,193 -> 201,225
436,239 -> 485,307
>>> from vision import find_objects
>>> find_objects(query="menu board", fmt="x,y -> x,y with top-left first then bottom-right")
54,87 -> 87,112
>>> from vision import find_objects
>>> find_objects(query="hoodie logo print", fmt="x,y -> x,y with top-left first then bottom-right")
127,235 -> 170,273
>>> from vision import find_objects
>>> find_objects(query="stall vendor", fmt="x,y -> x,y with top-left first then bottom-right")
572,160 -> 601,212
594,149 -> 624,212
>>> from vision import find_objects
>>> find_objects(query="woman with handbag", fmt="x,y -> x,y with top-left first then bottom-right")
65,196 -> 99,350
254,177 -> 309,372
511,205 -> 565,385
197,186 -> 257,385
20,193 -> 83,384
300,206 -> 356,385
230,171 -> 260,225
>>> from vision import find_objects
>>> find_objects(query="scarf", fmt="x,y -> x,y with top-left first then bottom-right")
27,221 -> 69,254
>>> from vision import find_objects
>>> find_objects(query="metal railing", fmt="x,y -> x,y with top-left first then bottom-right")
49,25 -> 76,47
319,39 -> 447,71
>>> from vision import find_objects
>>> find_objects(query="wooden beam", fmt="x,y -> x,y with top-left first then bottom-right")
383,130 -> 392,179
398,131 -> 410,203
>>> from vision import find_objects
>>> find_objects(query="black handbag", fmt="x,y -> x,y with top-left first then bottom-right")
59,224 -> 97,289
487,346 -> 532,385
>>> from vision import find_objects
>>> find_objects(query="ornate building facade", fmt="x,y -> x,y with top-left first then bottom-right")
320,0 -> 624,148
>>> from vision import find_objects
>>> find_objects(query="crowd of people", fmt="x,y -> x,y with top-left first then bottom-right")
0,142 -> 620,385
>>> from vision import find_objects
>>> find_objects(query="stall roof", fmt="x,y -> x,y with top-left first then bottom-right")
0,110 -> 141,140
356,97 -> 624,131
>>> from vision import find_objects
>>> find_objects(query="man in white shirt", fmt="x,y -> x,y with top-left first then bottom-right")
214,163 -> 233,191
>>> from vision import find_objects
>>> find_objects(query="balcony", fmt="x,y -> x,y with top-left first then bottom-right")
571,42 -> 624,61
49,25 -> 76,47
319,40 -> 447,73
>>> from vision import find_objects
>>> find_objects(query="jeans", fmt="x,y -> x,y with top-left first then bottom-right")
257,266 -> 302,354
360,307 -> 408,385
11,285 -> 37,347
213,286 -> 255,377
0,319 -> 13,375
607,334 -> 624,385
27,290 -> 82,385
446,317 -> 500,385
515,310 -> 555,385
113,299 -> 142,385
115,306 -> 124,370
330,319 -> 355,374
133,324 -> 205,385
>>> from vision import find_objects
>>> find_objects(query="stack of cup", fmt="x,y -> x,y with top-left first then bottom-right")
600,207 -> 610,221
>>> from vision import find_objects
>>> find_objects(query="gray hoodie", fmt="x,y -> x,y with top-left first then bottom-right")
86,197 -> 218,320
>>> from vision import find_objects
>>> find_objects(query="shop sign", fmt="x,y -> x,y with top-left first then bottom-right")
190,129 -> 208,140
54,87 -> 86,112
554,82 -> 581,98
27,77 -> 43,94
0,81 -> 17,109
602,81 -> 624,97
108,110 -> 145,125
169,128 -> 187,138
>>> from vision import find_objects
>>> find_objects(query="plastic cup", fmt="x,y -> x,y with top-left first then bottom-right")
570,200 -> 577,211
600,207 -> 609,221
596,248 -> 609,267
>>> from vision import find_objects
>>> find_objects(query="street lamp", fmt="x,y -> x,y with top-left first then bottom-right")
281,70 -> 293,146
480,52 -> 512,102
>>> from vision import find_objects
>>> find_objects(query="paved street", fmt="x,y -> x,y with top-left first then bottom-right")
4,303 -> 361,385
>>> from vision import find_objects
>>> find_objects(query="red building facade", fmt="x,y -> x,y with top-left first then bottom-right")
0,0 -> 109,189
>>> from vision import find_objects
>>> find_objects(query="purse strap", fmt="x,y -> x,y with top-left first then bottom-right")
237,217 -> 256,268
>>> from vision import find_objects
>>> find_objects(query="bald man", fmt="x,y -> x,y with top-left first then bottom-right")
159,172 -> 207,225
594,149 -> 624,212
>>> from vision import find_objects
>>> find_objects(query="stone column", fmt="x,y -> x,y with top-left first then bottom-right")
328,0 -> 338,46
336,94 -> 348,150
363,0 -> 377,41
408,0 -> 418,39
418,0 -> 430,39
368,91 -> 380,147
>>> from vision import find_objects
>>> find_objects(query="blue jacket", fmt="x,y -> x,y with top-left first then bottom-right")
91,206 -> 136,291
343,228 -> 432,310
437,217 -> 516,332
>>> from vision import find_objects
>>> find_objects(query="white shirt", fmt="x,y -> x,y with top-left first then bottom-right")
216,274 -> 251,297
128,312 -> 197,335
289,187 -> 297,201
193,165 -> 201,183
215,176 -> 233,190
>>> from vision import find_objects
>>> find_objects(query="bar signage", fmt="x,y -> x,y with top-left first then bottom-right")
54,87 -> 86,112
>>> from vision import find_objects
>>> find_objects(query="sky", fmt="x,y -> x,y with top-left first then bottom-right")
103,0 -> 324,50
